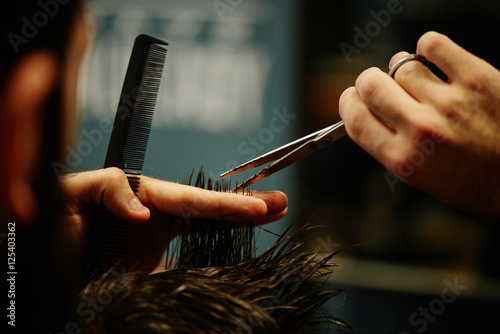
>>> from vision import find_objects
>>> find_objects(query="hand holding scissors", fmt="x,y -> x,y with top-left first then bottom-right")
221,53 -> 433,191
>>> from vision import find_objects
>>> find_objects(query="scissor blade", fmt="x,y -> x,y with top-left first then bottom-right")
232,121 -> 346,191
221,124 -> 339,178
232,138 -> 325,191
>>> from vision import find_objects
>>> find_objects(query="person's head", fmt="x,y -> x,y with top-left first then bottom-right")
0,0 -> 86,225
1,1 -> 88,331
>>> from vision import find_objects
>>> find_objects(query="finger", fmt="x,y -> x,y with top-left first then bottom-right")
139,177 -> 288,222
250,191 -> 288,216
339,86 -> 399,165
416,31 -> 487,84
62,168 -> 150,223
390,55 -> 448,104
354,67 -> 422,130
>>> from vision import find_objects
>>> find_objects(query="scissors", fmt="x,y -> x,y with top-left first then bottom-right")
220,120 -> 347,191
221,54 -> 430,191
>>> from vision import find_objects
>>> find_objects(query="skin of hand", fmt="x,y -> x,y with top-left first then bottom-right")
60,167 -> 288,273
339,31 -> 500,222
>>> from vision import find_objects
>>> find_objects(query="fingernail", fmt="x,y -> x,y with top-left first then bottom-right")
129,197 -> 145,212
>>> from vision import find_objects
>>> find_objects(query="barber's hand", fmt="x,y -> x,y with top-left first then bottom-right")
60,168 -> 288,273
339,31 -> 500,221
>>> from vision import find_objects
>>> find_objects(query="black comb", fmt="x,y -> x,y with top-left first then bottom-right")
83,34 -> 168,284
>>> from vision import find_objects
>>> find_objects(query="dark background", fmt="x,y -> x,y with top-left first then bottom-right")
297,0 -> 500,332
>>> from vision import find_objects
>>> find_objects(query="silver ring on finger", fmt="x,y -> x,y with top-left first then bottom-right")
388,54 -> 430,78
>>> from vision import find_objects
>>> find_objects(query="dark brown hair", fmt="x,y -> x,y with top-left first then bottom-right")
79,225 -> 353,334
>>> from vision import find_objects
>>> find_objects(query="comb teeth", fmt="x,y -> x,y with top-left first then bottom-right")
104,36 -> 168,173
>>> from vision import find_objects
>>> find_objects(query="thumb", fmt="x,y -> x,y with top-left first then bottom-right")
63,168 -> 150,223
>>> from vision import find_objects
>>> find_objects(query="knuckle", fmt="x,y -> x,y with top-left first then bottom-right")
356,67 -> 382,99
103,167 -> 128,183
409,117 -> 443,142
461,73 -> 492,98
435,96 -> 466,122
339,87 -> 356,109
417,31 -> 446,56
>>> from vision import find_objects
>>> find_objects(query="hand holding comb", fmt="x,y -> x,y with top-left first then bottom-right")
82,34 -> 168,284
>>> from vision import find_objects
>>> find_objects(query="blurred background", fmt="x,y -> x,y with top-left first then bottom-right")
73,0 -> 500,332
